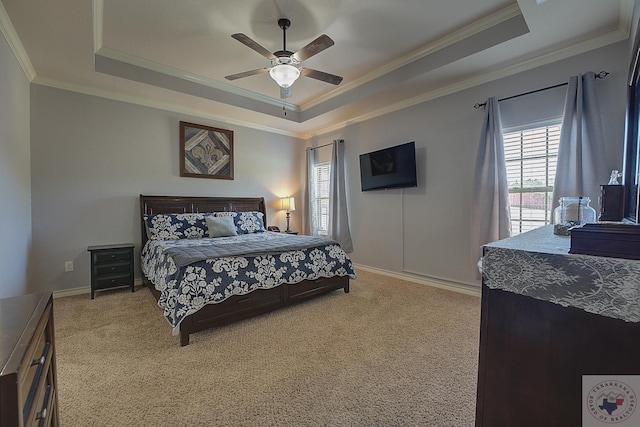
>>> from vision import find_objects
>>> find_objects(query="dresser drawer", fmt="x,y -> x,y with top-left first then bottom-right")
25,351 -> 53,427
0,293 -> 59,427
93,249 -> 131,264
18,304 -> 50,417
211,286 -> 284,317
286,276 -> 348,302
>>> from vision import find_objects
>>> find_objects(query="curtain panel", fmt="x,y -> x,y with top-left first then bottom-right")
552,72 -> 608,212
328,140 -> 354,253
471,97 -> 512,265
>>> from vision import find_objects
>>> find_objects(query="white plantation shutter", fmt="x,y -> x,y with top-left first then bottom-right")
504,122 -> 561,235
314,163 -> 331,234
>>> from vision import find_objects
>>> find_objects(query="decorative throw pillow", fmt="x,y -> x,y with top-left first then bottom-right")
205,216 -> 238,238
144,213 -> 211,240
214,211 -> 266,234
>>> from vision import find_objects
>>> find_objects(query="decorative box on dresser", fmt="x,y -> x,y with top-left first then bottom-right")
88,243 -> 135,299
0,292 -> 59,427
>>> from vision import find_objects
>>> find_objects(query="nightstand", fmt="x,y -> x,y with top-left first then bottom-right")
87,243 -> 135,299
284,231 -> 299,235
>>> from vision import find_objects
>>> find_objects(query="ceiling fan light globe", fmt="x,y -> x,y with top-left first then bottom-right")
269,64 -> 300,88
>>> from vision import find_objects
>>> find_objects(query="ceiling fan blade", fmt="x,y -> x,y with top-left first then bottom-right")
225,68 -> 269,81
231,33 -> 276,60
301,68 -> 343,85
292,34 -> 334,62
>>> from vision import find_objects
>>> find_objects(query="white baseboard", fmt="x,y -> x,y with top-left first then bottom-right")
53,278 -> 145,299
53,271 -> 480,299
353,264 -> 481,297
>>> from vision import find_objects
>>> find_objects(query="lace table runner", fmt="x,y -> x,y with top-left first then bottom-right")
483,225 -> 640,322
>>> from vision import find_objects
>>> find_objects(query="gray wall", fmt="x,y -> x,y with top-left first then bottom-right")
3,30 -> 632,296
29,85 -> 304,293
311,41 -> 629,288
0,31 -> 31,298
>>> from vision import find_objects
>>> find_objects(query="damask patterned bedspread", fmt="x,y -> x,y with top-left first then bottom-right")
142,232 -> 356,331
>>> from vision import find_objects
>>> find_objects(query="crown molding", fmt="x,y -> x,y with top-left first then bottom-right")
92,0 -> 283,110
0,1 -> 36,81
619,0 -> 635,36
301,28 -> 628,139
96,47 -> 298,112
31,75 -> 302,138
29,23 -> 627,142
93,0 -> 103,53
301,3 -> 524,111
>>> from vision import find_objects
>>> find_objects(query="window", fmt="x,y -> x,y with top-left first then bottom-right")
313,163 -> 331,234
504,122 -> 561,235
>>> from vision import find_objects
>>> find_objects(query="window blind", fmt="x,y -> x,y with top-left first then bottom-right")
504,123 -> 561,235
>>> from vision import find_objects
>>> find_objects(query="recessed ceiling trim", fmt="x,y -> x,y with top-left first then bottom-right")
96,47 -> 295,110
31,75 -> 301,138
301,3 -> 524,111
95,48 -> 302,122
93,0 -> 103,53
618,0 -> 635,35
28,23 -> 627,142
0,1 -> 36,81
299,11 -> 529,122
302,28 -> 628,139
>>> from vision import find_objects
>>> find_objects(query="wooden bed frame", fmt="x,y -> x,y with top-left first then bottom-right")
140,195 -> 350,346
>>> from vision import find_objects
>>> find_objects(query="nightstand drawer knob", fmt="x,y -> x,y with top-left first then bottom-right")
31,355 -> 45,366
110,254 -> 116,258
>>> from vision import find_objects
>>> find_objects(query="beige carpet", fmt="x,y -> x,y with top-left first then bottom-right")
53,269 -> 481,426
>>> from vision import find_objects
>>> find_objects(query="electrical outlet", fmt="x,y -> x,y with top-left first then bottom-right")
64,261 -> 74,272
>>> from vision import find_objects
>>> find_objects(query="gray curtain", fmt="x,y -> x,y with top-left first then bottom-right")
328,139 -> 353,253
303,147 -> 317,236
552,72 -> 608,212
471,97 -> 511,263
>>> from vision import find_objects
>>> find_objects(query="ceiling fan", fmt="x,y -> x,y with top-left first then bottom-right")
225,18 -> 343,98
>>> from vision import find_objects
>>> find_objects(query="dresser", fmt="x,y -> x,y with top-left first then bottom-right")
0,292 -> 59,427
88,243 -> 135,299
476,226 -> 640,426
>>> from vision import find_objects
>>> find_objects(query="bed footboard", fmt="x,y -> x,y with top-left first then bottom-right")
146,276 -> 349,346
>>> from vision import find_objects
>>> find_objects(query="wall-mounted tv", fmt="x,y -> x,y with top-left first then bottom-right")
359,141 -> 417,191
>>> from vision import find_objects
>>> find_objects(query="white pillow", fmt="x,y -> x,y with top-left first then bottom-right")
206,216 -> 238,238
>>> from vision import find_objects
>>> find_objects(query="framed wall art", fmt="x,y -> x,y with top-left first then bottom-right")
180,121 -> 234,180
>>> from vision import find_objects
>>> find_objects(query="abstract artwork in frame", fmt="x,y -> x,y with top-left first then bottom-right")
180,121 -> 234,180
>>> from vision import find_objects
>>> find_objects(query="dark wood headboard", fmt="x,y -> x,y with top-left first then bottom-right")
139,195 -> 267,246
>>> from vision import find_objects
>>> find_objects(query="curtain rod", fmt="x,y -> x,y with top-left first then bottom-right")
473,71 -> 609,109
309,139 -> 344,151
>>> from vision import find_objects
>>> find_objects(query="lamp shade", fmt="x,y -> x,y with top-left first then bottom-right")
269,64 -> 300,88
281,196 -> 296,212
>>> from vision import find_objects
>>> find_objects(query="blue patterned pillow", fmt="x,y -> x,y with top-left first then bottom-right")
144,213 -> 211,240
214,211 -> 266,234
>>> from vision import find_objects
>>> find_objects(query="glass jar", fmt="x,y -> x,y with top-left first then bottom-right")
553,196 -> 596,236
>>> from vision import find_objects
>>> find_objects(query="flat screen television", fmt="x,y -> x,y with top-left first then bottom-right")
359,141 -> 417,191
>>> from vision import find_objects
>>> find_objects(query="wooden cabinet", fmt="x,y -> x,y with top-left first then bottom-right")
476,227 -> 640,426
88,243 -> 135,299
0,292 -> 59,427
